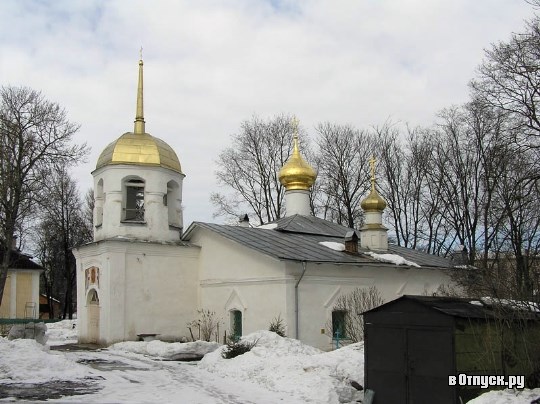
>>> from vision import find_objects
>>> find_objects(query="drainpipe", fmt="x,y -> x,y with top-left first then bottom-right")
295,261 -> 307,339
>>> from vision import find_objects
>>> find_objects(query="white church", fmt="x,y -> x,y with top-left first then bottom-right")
74,59 -> 454,349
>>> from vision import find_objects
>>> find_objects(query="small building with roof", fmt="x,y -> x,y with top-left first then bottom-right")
74,59 -> 455,347
363,295 -> 540,403
0,243 -> 43,320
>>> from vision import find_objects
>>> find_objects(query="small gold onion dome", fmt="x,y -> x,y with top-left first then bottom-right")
278,133 -> 316,190
360,157 -> 386,212
360,186 -> 387,212
95,132 -> 183,174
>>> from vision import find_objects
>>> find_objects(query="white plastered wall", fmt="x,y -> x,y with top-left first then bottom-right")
92,164 -> 185,242
189,228 -> 292,339
74,240 -> 200,345
288,262 -> 452,350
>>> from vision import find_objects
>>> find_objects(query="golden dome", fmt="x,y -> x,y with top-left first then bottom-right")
95,132 -> 183,173
360,156 -> 386,212
278,132 -> 316,191
94,57 -> 182,174
360,188 -> 387,212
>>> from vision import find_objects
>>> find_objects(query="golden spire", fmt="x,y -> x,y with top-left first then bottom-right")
360,156 -> 387,212
278,118 -> 317,191
134,48 -> 145,134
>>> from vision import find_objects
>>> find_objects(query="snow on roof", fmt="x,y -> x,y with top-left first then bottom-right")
318,241 -> 345,251
257,223 -> 278,229
364,251 -> 420,267
477,297 -> 540,313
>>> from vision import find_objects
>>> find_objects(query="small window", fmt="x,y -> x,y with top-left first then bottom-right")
230,310 -> 242,340
124,179 -> 145,222
332,310 -> 347,338
96,179 -> 104,226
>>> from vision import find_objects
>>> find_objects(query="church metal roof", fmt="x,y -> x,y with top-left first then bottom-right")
183,215 -> 453,268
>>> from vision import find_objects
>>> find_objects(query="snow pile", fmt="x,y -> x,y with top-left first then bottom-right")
364,251 -> 420,267
468,388 -> 540,403
199,331 -> 364,403
319,241 -> 346,251
46,319 -> 78,346
110,339 -> 220,359
0,337 -> 91,383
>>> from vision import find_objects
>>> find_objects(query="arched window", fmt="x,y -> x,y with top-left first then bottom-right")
230,310 -> 242,340
96,179 -> 104,226
87,289 -> 99,305
123,177 -> 145,222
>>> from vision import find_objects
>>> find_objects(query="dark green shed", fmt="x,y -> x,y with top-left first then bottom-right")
363,295 -> 540,404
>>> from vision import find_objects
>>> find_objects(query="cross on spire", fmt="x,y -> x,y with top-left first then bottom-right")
369,156 -> 377,191
292,117 -> 299,140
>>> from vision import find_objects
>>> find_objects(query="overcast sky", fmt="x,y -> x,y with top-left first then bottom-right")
0,0 -> 534,226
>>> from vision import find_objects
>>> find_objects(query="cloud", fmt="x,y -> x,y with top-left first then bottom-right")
0,0 -> 533,225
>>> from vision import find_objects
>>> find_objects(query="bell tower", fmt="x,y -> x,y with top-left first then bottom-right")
92,58 -> 185,241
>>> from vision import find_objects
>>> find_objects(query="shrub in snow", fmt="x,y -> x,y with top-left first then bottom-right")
268,314 -> 286,337
187,309 -> 221,342
221,336 -> 258,359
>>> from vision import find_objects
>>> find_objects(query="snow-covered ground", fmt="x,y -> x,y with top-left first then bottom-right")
0,320 -> 539,403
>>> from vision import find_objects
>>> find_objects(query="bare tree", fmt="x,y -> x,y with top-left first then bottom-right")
375,123 -> 435,250
315,123 -> 375,228
471,17 -> 540,149
326,286 -> 383,343
212,114 -> 306,225
0,86 -> 87,306
35,165 -> 92,318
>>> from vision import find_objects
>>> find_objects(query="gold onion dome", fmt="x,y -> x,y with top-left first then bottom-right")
278,129 -> 316,191
95,58 -> 183,174
360,157 -> 387,212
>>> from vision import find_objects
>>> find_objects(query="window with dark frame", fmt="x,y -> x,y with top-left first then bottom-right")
124,179 -> 145,222
332,310 -> 347,338
230,310 -> 242,340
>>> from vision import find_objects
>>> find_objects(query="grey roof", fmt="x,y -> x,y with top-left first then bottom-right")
183,215 -> 453,268
275,215 -> 351,237
0,248 -> 43,271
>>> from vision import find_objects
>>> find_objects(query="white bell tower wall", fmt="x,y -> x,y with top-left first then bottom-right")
92,164 -> 185,242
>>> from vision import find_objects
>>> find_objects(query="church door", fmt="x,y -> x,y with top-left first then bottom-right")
87,290 -> 100,344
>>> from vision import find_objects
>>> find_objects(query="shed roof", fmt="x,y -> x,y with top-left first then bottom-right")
183,215 -> 453,268
364,295 -> 540,320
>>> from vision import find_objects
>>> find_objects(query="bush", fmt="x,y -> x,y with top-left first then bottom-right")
325,286 -> 383,342
268,314 -> 286,337
187,309 -> 220,342
221,337 -> 258,359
